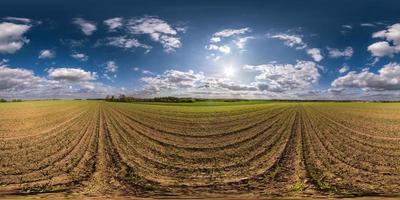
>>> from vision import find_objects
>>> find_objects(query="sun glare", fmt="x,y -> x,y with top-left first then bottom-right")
224,65 -> 235,77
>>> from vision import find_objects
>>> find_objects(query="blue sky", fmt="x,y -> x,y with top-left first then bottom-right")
1,0 -> 400,100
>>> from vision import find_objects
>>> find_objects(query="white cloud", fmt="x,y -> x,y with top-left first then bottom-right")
234,36 -> 254,49
38,49 -> 55,59
368,23 -> 400,57
342,25 -> 353,29
213,28 -> 251,38
0,65 -> 122,99
269,33 -> 307,49
104,36 -> 151,52
0,22 -> 31,54
0,65 -> 44,91
243,61 -> 320,92
142,70 -> 153,75
127,17 -> 182,52
306,48 -> 323,62
71,53 -> 88,61
218,45 -> 231,54
141,69 -> 205,93
368,41 -> 396,57
339,65 -> 349,73
3,17 -> 31,24
210,37 -> 221,43
206,28 -> 252,57
331,62 -> 400,91
72,18 -> 97,36
47,67 -> 97,82
207,44 -> 231,54
137,61 -> 321,98
104,17 -> 123,31
327,47 -> 353,58
360,23 -> 376,27
105,61 -> 118,73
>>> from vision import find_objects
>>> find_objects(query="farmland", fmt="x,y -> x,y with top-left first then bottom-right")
0,100 -> 399,199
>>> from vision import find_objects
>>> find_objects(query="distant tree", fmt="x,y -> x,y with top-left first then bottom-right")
0,98 -> 6,103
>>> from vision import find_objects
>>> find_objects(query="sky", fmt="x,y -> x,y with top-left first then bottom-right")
1,0 -> 400,100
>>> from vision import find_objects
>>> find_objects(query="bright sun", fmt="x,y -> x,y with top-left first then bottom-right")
224,66 -> 235,77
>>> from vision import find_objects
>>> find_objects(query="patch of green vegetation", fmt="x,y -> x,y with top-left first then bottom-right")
292,181 -> 306,192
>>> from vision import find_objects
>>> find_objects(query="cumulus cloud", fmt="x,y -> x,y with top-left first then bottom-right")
306,48 -> 323,62
127,17 -> 182,52
72,18 -> 97,36
0,22 -> 31,54
0,65 -> 44,91
327,47 -> 353,58
71,53 -> 88,61
47,67 -> 97,82
331,62 -> 400,91
137,61 -> 321,98
141,69 -> 204,93
38,49 -> 55,59
269,33 -> 307,49
243,61 -> 320,92
104,17 -> 123,31
0,65 -> 122,99
368,41 -> 397,57
368,23 -> 400,57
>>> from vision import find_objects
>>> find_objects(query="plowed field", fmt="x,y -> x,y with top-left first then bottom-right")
1,100 -> 399,199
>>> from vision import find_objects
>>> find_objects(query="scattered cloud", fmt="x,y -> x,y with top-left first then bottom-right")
207,44 -> 230,54
243,61 -> 320,92
331,62 -> 400,92
368,23 -> 400,57
71,53 -> 88,61
234,36 -> 255,49
0,65 -> 121,99
47,67 -> 97,82
105,61 -> 118,73
306,48 -> 323,62
103,36 -> 151,52
360,23 -> 376,27
127,16 -> 183,52
0,22 -> 31,54
38,49 -> 55,59
342,25 -> 353,29
339,65 -> 349,73
72,18 -> 97,36
368,41 -> 396,57
104,17 -> 123,31
0,65 -> 44,91
142,70 -> 154,75
206,27 -> 253,58
3,17 -> 31,24
327,46 -> 353,58
269,33 -> 307,49
210,27 -> 251,43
